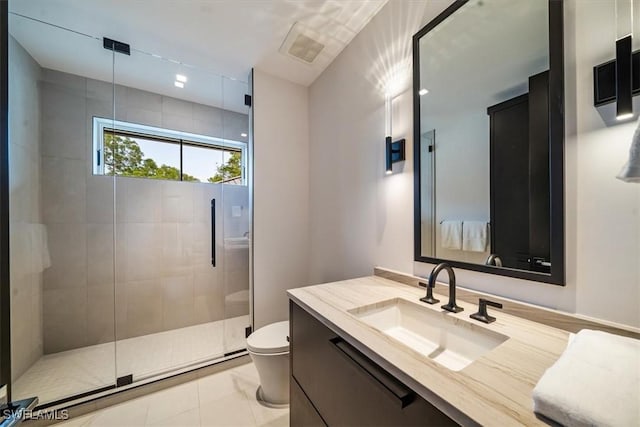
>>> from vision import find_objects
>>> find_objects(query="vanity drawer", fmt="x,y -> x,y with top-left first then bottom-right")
290,301 -> 456,427
291,376 -> 327,427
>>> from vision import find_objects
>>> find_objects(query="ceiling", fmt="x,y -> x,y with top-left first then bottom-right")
8,0 -> 387,92
419,0 -> 549,118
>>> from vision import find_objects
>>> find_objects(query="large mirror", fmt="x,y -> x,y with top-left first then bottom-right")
413,0 -> 565,285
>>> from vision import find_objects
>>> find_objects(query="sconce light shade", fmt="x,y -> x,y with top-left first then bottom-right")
385,137 -> 406,174
617,117 -> 640,183
616,35 -> 633,120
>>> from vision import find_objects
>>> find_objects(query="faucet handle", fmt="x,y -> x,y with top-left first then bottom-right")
470,298 -> 503,324
419,281 -> 440,305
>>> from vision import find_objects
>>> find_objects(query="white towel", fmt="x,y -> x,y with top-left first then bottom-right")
30,224 -> 51,273
462,221 -> 487,252
532,329 -> 640,427
441,221 -> 462,250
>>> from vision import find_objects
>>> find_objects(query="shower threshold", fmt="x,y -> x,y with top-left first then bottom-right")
12,315 -> 249,406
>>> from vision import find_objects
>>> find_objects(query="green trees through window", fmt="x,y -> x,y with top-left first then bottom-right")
209,151 -> 242,183
103,133 -> 241,183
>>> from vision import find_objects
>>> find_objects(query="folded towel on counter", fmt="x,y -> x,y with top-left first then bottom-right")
462,221 -> 487,252
440,221 -> 462,250
532,329 -> 640,427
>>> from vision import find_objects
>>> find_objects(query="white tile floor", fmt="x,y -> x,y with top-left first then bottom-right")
14,316 -> 250,405
56,362 -> 288,427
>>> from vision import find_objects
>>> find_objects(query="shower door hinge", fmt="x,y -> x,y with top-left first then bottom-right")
116,374 -> 133,387
245,326 -> 252,338
244,94 -> 252,107
103,37 -> 131,56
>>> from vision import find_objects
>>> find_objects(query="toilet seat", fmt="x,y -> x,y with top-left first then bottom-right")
247,321 -> 289,354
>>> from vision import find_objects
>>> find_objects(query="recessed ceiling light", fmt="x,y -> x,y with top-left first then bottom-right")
241,133 -> 248,137
418,88 -> 429,96
174,81 -> 184,88
176,74 -> 187,83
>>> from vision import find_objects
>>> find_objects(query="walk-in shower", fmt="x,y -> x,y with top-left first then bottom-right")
7,2 -> 252,406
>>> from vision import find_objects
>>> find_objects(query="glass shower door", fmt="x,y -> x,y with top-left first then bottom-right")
221,76 -> 251,354
112,49 -> 248,383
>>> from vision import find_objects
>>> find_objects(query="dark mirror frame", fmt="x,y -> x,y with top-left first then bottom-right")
412,0 -> 565,285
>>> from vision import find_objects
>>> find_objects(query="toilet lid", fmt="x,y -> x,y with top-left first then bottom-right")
247,321 -> 289,354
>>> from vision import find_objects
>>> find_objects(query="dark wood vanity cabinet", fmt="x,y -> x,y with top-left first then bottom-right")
289,301 -> 456,427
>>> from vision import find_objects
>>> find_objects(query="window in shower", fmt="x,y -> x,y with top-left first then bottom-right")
93,117 -> 246,184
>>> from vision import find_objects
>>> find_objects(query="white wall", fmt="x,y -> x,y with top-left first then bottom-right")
253,70 -> 309,329
309,0 -> 434,285
567,0 -> 640,326
308,0 -> 640,328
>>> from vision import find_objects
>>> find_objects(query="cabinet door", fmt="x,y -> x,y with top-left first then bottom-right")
488,94 -> 531,270
291,376 -> 327,427
290,301 -> 456,427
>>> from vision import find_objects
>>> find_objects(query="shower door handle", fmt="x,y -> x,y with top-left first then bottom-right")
211,198 -> 216,267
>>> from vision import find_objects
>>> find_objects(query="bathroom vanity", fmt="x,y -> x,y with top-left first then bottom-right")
289,300 -> 455,426
287,274 -> 574,426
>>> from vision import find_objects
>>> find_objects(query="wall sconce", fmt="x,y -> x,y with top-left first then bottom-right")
385,93 -> 405,174
593,0 -> 637,119
386,137 -> 406,174
616,34 -> 633,120
615,0 -> 633,120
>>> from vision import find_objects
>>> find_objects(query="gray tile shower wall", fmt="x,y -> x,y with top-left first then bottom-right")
39,69 -> 249,354
8,36 -> 44,381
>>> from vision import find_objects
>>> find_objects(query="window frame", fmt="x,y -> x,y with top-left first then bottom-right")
93,117 -> 247,185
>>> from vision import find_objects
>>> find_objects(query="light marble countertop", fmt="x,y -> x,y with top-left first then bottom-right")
288,275 -> 570,426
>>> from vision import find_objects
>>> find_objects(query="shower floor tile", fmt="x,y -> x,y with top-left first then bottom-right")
13,315 -> 250,405
56,361 -> 289,427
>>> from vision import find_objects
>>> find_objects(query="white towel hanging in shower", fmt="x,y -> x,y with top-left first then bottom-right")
441,221 -> 462,250
462,221 -> 487,252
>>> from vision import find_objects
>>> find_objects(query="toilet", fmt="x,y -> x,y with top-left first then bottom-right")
246,321 -> 290,406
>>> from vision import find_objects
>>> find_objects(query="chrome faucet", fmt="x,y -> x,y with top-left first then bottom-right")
427,263 -> 463,313
485,254 -> 503,267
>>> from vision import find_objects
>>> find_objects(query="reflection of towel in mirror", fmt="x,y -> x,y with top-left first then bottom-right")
31,224 -> 51,273
441,221 -> 462,250
462,221 -> 487,252
532,329 -> 640,427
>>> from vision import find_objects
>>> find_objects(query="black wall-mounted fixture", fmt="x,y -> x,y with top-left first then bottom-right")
596,0 -> 636,120
593,49 -> 640,106
385,137 -> 405,174
383,93 -> 405,174
103,37 -> 130,56
616,35 -> 633,120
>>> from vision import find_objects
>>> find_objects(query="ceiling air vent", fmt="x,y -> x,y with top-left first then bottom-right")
288,34 -> 324,63
280,22 -> 325,64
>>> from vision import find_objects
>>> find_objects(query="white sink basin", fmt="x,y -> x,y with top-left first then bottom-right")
348,298 -> 509,371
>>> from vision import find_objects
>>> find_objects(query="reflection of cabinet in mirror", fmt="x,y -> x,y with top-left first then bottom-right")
488,71 -> 550,273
